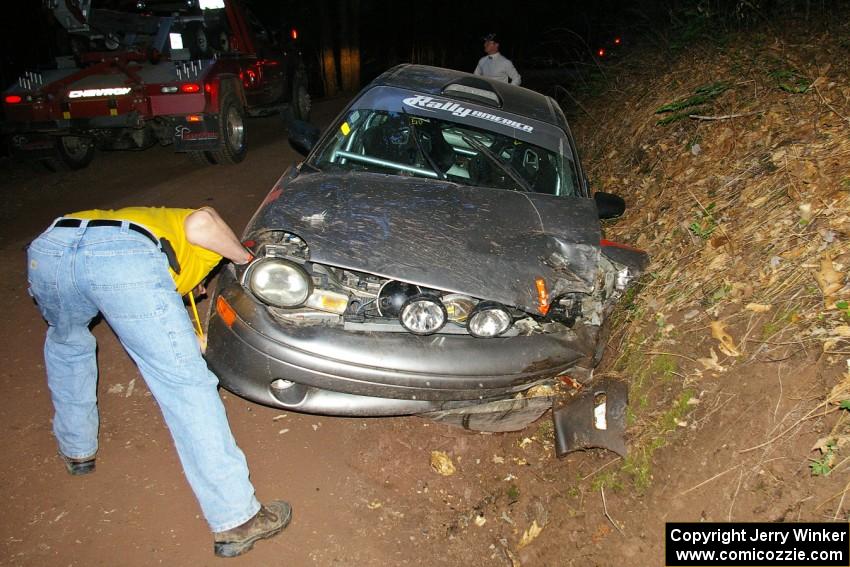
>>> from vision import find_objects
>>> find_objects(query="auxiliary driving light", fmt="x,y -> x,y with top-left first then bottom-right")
399,294 -> 447,335
467,302 -> 512,338
247,258 -> 312,307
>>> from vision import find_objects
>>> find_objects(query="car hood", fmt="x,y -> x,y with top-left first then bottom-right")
247,170 -> 602,313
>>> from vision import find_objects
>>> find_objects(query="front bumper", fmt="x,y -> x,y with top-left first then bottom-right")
205,269 -> 593,416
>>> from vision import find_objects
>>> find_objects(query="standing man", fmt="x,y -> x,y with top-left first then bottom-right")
474,33 -> 521,86
27,206 -> 288,558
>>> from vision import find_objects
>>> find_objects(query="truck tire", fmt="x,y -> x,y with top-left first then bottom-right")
210,91 -> 247,164
291,71 -> 311,121
55,136 -> 95,170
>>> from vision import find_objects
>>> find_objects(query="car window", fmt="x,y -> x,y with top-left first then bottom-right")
312,108 -> 579,197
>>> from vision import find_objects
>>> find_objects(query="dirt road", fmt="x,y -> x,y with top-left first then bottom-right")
0,101 -> 415,566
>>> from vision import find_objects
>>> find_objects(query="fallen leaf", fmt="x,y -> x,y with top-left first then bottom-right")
745,303 -> 772,313
366,500 -> 382,510
430,451 -> 456,476
474,514 -> 487,527
518,438 -> 533,448
813,255 -> 845,305
833,326 -> 850,337
492,455 -> 505,464
710,320 -> 741,357
812,435 -> 850,454
697,348 -> 726,372
517,520 -> 543,550
523,384 -> 555,398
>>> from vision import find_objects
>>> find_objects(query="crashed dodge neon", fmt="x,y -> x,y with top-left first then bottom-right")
204,64 -> 648,434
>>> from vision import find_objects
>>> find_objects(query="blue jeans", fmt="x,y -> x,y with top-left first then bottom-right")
27,219 -> 260,532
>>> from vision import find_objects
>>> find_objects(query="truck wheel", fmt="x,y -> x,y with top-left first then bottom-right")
56,136 -> 95,169
188,151 -> 217,165
291,72 -> 311,121
210,92 -> 247,164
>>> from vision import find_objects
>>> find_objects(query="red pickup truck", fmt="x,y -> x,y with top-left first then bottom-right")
2,0 -> 310,168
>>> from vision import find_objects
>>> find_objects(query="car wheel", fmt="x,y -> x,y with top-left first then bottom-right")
55,135 -> 95,170
210,91 -> 247,164
291,71 -> 311,121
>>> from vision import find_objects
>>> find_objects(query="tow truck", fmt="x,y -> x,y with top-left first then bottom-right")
2,0 -> 311,168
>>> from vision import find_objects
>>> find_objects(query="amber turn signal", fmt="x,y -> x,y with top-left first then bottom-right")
216,295 -> 237,327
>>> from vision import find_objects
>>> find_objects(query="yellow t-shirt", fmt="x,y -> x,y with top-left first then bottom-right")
67,207 -> 222,296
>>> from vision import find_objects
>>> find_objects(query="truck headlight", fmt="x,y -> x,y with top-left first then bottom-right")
399,294 -> 447,335
247,258 -> 312,307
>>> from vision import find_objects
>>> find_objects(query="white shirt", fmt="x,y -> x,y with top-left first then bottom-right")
474,52 -> 521,86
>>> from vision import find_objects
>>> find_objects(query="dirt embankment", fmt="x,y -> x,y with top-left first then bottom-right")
348,13 -> 850,567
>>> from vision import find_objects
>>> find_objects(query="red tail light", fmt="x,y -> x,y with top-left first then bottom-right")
597,48 -> 606,57
5,95 -> 22,104
180,83 -> 201,93
614,37 -> 622,45
290,28 -> 298,40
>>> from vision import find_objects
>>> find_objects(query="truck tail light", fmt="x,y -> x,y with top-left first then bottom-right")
5,95 -> 22,104
180,83 -> 201,93
186,114 -> 203,122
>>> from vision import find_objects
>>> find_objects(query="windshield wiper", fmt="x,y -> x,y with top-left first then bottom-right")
461,134 -> 531,193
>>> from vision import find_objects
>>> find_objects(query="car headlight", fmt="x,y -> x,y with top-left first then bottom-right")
247,258 -> 312,307
467,302 -> 512,338
399,294 -> 447,335
442,294 -> 477,323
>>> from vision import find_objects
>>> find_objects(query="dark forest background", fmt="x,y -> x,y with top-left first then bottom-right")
1,0 -> 843,101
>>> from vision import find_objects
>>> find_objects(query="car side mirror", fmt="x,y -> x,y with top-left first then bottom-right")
594,192 -> 626,219
287,119 -> 321,157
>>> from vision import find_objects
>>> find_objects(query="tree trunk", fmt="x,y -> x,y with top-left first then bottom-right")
338,0 -> 361,92
319,0 -> 338,97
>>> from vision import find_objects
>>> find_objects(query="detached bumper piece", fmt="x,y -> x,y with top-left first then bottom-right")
553,378 -> 628,457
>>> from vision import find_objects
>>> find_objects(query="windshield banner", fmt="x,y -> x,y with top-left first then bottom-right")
402,95 -> 534,133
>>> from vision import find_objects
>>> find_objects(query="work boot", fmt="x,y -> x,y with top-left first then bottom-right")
59,452 -> 96,476
213,501 -> 292,558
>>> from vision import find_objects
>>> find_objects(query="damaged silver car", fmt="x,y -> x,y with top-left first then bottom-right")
205,64 -> 648,440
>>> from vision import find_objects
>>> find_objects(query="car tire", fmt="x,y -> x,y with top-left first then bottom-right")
290,70 -> 311,121
53,136 -> 95,170
210,90 -> 247,164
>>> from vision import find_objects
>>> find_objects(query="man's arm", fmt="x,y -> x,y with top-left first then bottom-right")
506,60 -> 521,86
184,207 -> 252,264
474,57 -> 484,76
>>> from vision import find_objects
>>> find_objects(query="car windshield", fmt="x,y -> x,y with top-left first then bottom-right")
311,108 -> 580,197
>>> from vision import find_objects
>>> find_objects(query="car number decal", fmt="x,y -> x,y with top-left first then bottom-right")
402,95 -> 534,133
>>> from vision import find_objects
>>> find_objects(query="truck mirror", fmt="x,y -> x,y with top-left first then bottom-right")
287,120 -> 320,157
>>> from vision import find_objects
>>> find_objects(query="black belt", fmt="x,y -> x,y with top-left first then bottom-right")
54,218 -> 158,247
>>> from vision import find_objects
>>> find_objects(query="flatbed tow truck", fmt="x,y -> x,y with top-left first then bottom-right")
2,0 -> 310,168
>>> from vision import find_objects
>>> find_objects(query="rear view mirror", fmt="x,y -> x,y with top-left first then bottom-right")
287,119 -> 321,157
594,192 -> 626,219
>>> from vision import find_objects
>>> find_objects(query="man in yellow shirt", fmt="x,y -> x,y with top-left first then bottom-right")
27,206 -> 288,558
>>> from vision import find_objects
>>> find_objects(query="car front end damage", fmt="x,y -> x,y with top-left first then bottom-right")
205,170 -> 648,431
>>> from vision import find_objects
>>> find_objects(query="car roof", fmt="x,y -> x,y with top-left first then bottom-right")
371,64 -> 569,132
